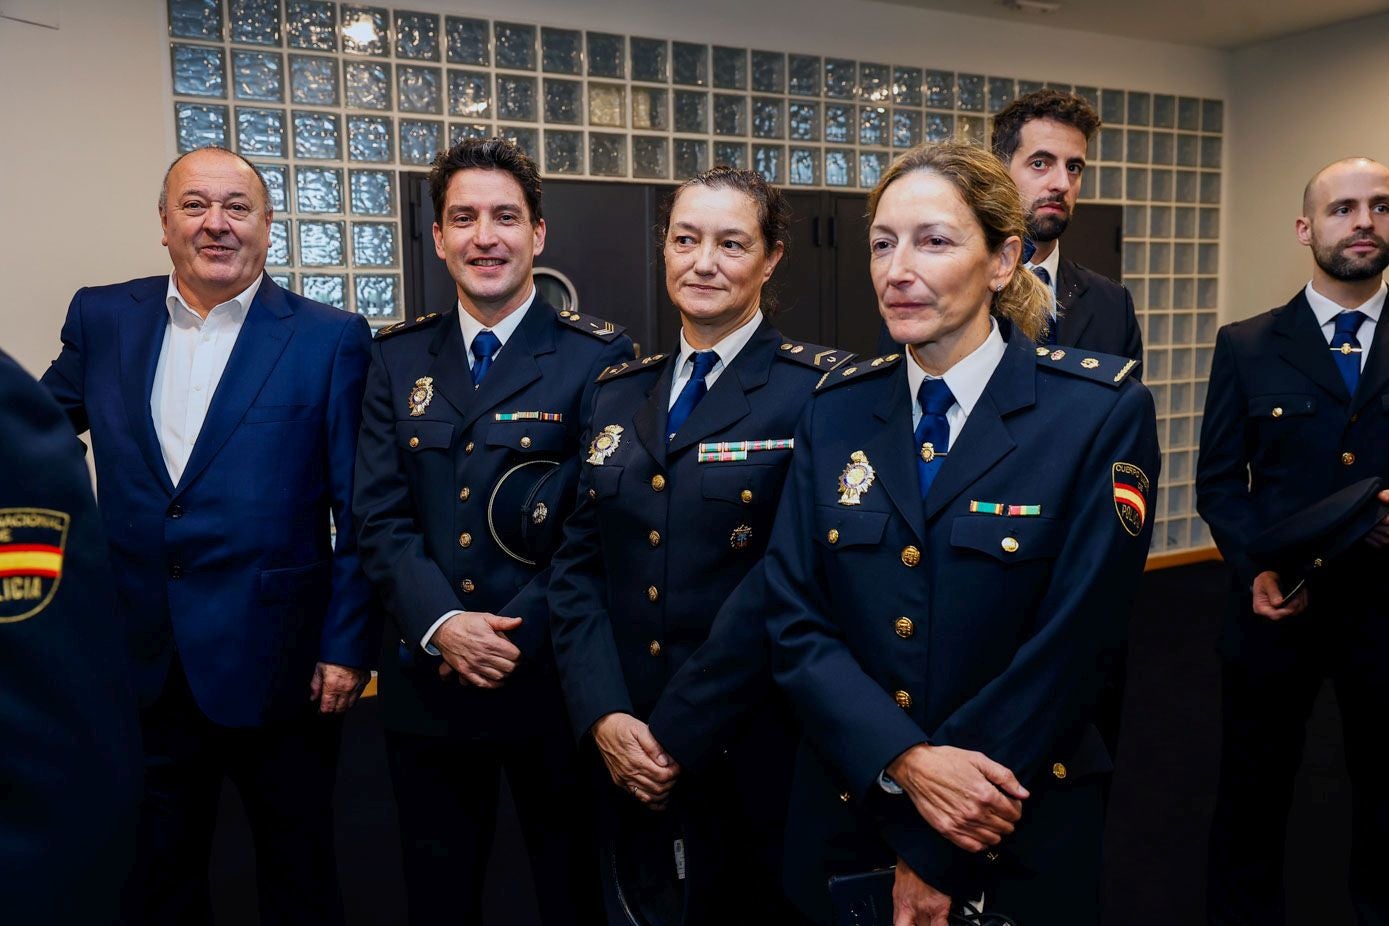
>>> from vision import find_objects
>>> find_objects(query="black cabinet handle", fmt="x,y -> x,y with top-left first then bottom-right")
811,216 -> 821,247
828,216 -> 838,248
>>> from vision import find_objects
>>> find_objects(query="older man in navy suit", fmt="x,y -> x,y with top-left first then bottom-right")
41,146 -> 374,925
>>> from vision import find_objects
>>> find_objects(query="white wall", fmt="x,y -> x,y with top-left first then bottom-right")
1228,11 -> 1389,322
0,0 -> 1230,376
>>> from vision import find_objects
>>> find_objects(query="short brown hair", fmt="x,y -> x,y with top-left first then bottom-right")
991,89 -> 1101,164
427,136 -> 543,224
658,165 -> 790,256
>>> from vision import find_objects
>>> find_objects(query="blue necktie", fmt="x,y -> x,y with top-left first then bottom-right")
1031,265 -> 1059,345
470,329 -> 501,387
915,378 -> 955,497
667,351 -> 719,440
1022,238 -> 1037,263
1331,310 -> 1368,394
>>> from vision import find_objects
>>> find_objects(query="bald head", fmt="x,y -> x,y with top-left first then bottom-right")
1302,157 -> 1388,217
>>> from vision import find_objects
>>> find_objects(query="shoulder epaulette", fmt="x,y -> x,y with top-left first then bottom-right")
596,351 -> 669,383
776,340 -> 854,372
556,307 -> 625,341
375,312 -> 443,340
815,352 -> 902,392
1033,345 -> 1138,387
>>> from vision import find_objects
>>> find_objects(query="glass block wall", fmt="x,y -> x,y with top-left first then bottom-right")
164,0 -> 1221,554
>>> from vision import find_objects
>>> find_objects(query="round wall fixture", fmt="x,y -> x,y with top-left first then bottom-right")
533,267 -> 578,312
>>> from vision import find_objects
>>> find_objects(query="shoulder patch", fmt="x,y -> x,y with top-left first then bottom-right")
1033,346 -> 1138,387
815,352 -> 902,392
596,352 -> 668,383
776,340 -> 854,371
556,307 -> 626,341
375,312 -> 443,340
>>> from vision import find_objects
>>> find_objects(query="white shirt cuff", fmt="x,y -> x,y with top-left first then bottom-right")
877,771 -> 904,795
421,610 -> 463,655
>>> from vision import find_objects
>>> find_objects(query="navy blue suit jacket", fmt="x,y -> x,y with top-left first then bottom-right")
763,328 -> 1158,906
353,299 -> 633,739
41,274 -> 375,727
1055,257 -> 1144,371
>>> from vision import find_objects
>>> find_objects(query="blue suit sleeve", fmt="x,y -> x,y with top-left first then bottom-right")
40,288 -> 92,435
1195,327 -> 1259,587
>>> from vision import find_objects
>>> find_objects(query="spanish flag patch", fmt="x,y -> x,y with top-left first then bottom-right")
0,508 -> 69,623
1112,463 -> 1150,537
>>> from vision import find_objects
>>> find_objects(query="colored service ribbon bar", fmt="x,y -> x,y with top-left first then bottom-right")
968,501 -> 1042,517
0,544 -> 64,578
494,411 -> 564,422
698,438 -> 795,463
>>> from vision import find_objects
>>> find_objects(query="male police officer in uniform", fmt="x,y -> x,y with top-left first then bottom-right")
353,137 -> 633,926
1198,156 -> 1389,925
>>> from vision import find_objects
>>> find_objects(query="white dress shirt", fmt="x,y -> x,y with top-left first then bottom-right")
151,273 -> 261,485
667,310 -> 764,409
1025,243 -> 1062,319
1304,280 -> 1386,372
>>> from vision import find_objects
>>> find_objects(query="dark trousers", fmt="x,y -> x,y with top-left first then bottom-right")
386,728 -> 602,926
121,658 -> 344,926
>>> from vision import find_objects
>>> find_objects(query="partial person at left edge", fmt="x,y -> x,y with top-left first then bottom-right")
40,145 -> 376,926
1,349 -> 143,925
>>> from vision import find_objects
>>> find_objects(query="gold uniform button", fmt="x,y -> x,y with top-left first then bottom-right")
588,488 -> 597,499
1001,536 -> 1020,554
459,487 -> 471,502
651,474 -> 666,491
520,436 -> 532,449
740,489 -> 753,504
1342,452 -> 1356,466
893,690 -> 912,709
648,530 -> 661,548
894,617 -> 914,639
901,546 -> 921,567
647,585 -> 660,602
460,579 -> 475,594
1052,762 -> 1067,780
1271,407 -> 1284,418
408,436 -> 420,448
464,441 -> 475,454
827,528 -> 840,544
649,640 -> 662,656
458,532 -> 472,548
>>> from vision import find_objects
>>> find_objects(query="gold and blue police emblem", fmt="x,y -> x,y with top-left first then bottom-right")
407,376 -> 434,417
920,442 -> 939,463
586,424 -> 624,465
837,450 -> 876,506
0,508 -> 70,623
729,523 -> 753,550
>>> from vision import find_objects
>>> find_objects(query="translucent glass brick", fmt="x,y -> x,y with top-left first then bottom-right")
233,50 -> 283,102
1127,129 -> 1150,164
352,221 -> 396,265
1200,172 -> 1220,205
545,79 -> 584,124
1125,205 -> 1148,240
499,127 -> 538,157
445,17 -> 489,66
752,97 -> 784,139
1017,79 -> 1045,96
1173,279 -> 1194,310
893,67 -> 923,107
1201,136 -> 1221,169
788,102 -> 819,142
859,152 -> 887,188
447,70 -> 491,118
347,115 -> 392,162
300,221 -> 345,265
340,5 -> 389,57
1075,86 -> 1100,109
672,42 -> 707,86
1176,133 -> 1199,167
859,106 -> 887,147
588,33 -> 625,78
349,169 -> 394,214
957,74 -> 985,112
713,94 -> 747,136
1152,94 -> 1175,128
288,54 -> 336,105
714,142 -> 747,170
1202,99 -> 1223,133
237,107 -> 286,156
172,44 -> 226,98
957,115 -> 984,146
987,77 -> 1015,114
788,147 -> 818,186
1099,166 -> 1123,200
587,83 -> 624,127
1175,170 -> 1198,203
296,166 -> 343,213
1127,92 -> 1151,126
1151,132 -> 1174,165
495,22 -> 537,71
399,120 -> 443,165
1101,89 -> 1125,124
228,0 -> 279,46
674,139 -> 708,178
497,76 -> 537,121
824,105 -> 851,144
1154,170 -> 1177,204
631,38 -> 668,82
892,109 -> 921,149
712,46 -> 746,90
673,90 -> 707,133
1175,206 -> 1197,239
753,144 -> 783,183
788,55 -> 820,97
293,110 -> 340,159
544,130 -> 583,174
270,273 -> 293,289
633,136 -> 669,179
1148,241 -> 1170,274
589,133 -> 626,177
925,71 -> 954,109
345,61 -> 391,110
542,28 -> 581,75
859,63 -> 890,103
285,0 -> 335,51
395,11 -> 440,61
449,123 -> 491,145
256,163 -> 288,212
398,65 -> 442,114
1177,97 -> 1200,131
355,275 -> 399,317
1199,207 -> 1220,240
303,274 -> 346,308
631,87 -> 667,130
1149,278 -> 1171,309
1149,205 -> 1172,238
925,112 -> 953,143
824,58 -> 855,99
169,0 -> 221,40
268,219 -> 291,265
1099,127 -> 1123,162
751,51 -> 785,93
825,149 -> 851,187
176,103 -> 228,152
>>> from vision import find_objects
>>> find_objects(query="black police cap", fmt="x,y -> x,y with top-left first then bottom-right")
486,458 -> 566,565
604,798 -> 689,926
1247,476 -> 1387,589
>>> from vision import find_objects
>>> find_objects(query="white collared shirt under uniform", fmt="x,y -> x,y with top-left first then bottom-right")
1304,280 -> 1385,372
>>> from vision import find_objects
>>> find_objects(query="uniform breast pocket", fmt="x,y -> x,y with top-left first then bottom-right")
395,419 -> 455,452
588,465 -> 623,500
1247,394 -> 1316,422
487,420 -> 566,454
949,515 -> 1064,563
701,463 -> 782,509
813,505 -> 890,551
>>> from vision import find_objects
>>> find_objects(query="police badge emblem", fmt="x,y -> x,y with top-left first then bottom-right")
0,508 -> 70,624
1112,462 -> 1151,537
729,523 -> 753,550
407,377 -> 434,417
586,424 -> 624,465
837,451 -> 876,506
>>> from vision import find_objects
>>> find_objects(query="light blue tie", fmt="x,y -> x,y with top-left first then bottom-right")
471,329 -> 501,387
667,351 -> 719,440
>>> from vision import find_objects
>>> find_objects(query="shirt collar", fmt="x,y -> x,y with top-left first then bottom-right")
456,285 -> 536,352
675,310 -> 764,373
905,316 -> 1006,417
1025,243 -> 1061,287
1304,280 -> 1386,328
165,272 -> 261,325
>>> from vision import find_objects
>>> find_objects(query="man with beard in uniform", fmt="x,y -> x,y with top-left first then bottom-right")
1198,156 -> 1389,925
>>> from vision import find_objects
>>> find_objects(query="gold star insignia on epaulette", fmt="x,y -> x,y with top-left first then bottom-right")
640,353 -> 666,364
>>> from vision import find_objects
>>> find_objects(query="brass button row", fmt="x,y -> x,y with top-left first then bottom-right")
1342,451 -> 1356,466
460,578 -> 475,594
458,532 -> 472,548
901,545 -> 920,567
894,690 -> 912,709
894,616 -> 914,639
648,530 -> 661,548
647,585 -> 660,602
648,640 -> 662,656
409,436 -> 420,448
520,436 -> 532,449
740,489 -> 753,504
459,487 -> 471,502
651,474 -> 666,491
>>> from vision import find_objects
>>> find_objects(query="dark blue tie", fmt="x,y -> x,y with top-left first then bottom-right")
667,350 -> 719,440
1030,265 -> 1059,345
470,329 -> 501,387
1331,311 -> 1368,395
915,378 -> 955,497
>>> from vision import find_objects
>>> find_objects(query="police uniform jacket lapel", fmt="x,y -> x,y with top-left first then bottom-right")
631,355 -> 677,470
1351,296 -> 1389,415
1274,291 -> 1352,404
458,303 -> 551,431
119,283 -> 177,496
664,320 -> 778,458
1055,257 -> 1093,345
860,365 -> 927,544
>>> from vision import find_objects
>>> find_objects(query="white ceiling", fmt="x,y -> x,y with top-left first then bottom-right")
874,0 -> 1389,49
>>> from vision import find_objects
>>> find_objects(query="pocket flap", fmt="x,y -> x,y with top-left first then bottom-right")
950,515 -> 1063,562
486,420 -> 566,453
257,559 -> 331,602
1247,394 -> 1315,418
395,419 -> 455,451
814,505 -> 890,549
701,463 -> 778,504
588,465 -> 623,499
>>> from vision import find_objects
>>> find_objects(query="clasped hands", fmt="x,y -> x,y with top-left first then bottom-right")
429,610 -> 524,688
592,712 -> 681,810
